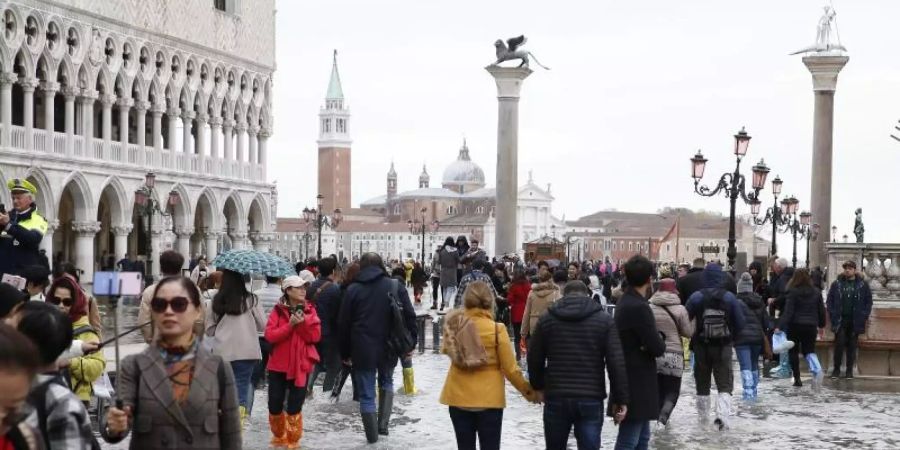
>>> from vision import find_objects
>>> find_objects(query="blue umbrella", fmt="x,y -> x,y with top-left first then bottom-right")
211,249 -> 295,278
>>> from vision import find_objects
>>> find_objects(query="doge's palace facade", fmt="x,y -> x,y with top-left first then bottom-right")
0,0 -> 277,282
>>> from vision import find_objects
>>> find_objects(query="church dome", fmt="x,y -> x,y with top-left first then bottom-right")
442,140 -> 485,192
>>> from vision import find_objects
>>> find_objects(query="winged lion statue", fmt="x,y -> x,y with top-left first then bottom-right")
492,35 -> 550,70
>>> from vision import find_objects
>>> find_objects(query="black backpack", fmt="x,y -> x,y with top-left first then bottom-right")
385,279 -> 415,357
699,289 -> 731,343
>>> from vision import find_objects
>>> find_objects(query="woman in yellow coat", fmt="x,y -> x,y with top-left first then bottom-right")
440,281 -> 538,450
47,275 -> 105,402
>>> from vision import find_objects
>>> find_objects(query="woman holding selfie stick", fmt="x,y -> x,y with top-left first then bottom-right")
264,273 -> 321,448
103,276 -> 242,449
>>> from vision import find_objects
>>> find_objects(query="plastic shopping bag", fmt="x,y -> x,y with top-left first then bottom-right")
771,331 -> 795,354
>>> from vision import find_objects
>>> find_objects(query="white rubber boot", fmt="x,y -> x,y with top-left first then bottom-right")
714,392 -> 732,431
696,395 -> 711,426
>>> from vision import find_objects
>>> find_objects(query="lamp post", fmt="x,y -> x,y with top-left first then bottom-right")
691,127 -> 770,269
806,222 -> 820,269
750,175 -> 788,257
551,224 -> 557,259
782,202 -> 814,268
303,194 -> 342,260
407,207 -> 439,266
134,172 -> 179,284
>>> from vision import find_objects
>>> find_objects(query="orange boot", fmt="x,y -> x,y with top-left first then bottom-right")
268,413 -> 288,447
285,413 -> 303,449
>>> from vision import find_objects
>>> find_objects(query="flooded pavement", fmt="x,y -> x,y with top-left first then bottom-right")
98,299 -> 900,449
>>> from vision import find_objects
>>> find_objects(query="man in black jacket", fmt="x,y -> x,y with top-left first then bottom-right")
306,257 -> 342,392
528,281 -> 628,450
339,253 -> 417,443
767,257 -> 794,378
614,256 -> 666,449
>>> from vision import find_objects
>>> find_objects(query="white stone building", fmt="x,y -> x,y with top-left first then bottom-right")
0,0 -> 277,282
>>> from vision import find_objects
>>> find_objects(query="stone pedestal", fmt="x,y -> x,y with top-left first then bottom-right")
819,243 -> 900,376
803,54 -> 848,269
486,65 -> 532,257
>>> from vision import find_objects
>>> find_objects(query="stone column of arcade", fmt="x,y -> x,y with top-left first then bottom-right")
205,230 -> 221,261
485,65 -> 531,257
71,221 -> 101,285
112,225 -> 133,264
175,226 -> 194,268
803,54 -> 848,269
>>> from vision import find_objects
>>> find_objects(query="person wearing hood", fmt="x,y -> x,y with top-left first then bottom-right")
748,261 -> 769,298
734,273 -> 772,401
614,256 -> 666,449
774,268 -> 826,388
338,253 -> 417,443
826,260 -> 873,379
520,270 -> 562,341
649,278 -> 694,426
685,263 -> 745,431
528,281 -> 628,449
438,237 -> 461,310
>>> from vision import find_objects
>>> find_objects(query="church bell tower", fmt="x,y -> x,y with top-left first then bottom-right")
317,50 -> 352,212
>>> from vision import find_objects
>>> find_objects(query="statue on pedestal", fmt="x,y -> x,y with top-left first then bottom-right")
854,208 -> 864,243
791,6 -> 847,55
492,35 -> 550,70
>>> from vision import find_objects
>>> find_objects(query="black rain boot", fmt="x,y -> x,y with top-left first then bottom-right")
362,412 -> 379,443
377,389 -> 394,436
431,299 -> 438,310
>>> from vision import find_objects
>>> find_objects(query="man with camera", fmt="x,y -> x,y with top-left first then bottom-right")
0,179 -> 48,278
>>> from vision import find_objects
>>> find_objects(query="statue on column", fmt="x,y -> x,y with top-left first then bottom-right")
492,35 -> 550,69
854,208 -> 864,243
791,6 -> 847,55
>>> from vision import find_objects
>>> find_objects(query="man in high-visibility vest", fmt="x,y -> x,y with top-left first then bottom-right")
0,179 -> 48,277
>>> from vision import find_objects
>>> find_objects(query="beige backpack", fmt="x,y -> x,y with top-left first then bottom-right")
441,311 -> 497,369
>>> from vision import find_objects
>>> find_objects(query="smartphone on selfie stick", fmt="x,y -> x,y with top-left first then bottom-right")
93,272 -> 143,409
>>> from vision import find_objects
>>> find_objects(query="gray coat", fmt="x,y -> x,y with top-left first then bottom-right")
104,345 -> 241,450
438,246 -> 460,287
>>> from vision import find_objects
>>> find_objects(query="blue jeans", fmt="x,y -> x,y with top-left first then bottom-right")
735,345 -> 762,371
543,398 -> 603,450
352,361 -> 396,413
230,359 -> 258,409
449,407 -> 503,450
615,418 -> 650,450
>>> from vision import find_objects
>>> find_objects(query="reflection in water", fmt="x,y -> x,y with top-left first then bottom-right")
96,296 -> 144,346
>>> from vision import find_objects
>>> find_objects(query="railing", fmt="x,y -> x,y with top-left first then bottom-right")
53,133 -> 66,155
3,124 -> 267,184
826,243 -> 900,303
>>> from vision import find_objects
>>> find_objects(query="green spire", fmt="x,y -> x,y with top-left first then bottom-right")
326,49 -> 344,100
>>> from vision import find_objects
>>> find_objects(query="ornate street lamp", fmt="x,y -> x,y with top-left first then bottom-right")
134,172 -> 178,283
690,127 -> 770,269
783,204 -> 816,268
303,194 -> 342,260
408,207 -> 439,266
751,175 -> 789,257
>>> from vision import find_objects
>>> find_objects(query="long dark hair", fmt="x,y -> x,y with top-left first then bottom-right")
212,269 -> 258,320
787,268 -> 813,290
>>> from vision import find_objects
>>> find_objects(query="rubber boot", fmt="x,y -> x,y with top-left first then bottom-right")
696,395 -> 711,426
658,399 -> 676,426
772,352 -> 792,379
402,367 -> 417,395
740,369 -> 754,401
285,413 -> 303,449
761,360 -> 772,378
713,392 -> 732,431
377,389 -> 393,436
430,298 -> 438,310
239,405 -> 248,430
362,412 -> 379,443
751,370 -> 760,400
806,353 -> 824,391
268,413 -> 287,447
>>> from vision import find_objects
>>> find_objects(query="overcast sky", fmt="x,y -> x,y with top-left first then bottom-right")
267,0 -> 900,248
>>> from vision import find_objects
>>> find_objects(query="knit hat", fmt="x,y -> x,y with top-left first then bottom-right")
658,278 -> 677,294
737,272 -> 754,294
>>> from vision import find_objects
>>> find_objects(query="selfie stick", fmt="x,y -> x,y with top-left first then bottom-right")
108,277 -> 124,409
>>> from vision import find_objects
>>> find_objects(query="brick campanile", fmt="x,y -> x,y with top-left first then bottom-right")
317,50 -> 352,212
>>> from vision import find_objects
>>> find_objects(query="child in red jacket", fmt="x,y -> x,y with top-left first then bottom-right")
264,273 -> 321,449
507,269 -> 532,361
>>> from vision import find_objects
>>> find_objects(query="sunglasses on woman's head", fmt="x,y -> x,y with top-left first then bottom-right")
150,296 -> 191,314
47,297 -> 74,307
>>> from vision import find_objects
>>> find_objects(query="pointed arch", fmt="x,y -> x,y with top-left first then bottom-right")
97,175 -> 130,226
222,190 -> 246,231
59,171 -> 94,221
21,167 -> 54,218
13,48 -> 35,78
168,182 -> 192,229
194,187 -> 221,232
56,56 -> 75,88
35,53 -> 51,82
247,193 -> 270,233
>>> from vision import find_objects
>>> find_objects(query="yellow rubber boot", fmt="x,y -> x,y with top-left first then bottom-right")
402,367 -> 417,395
